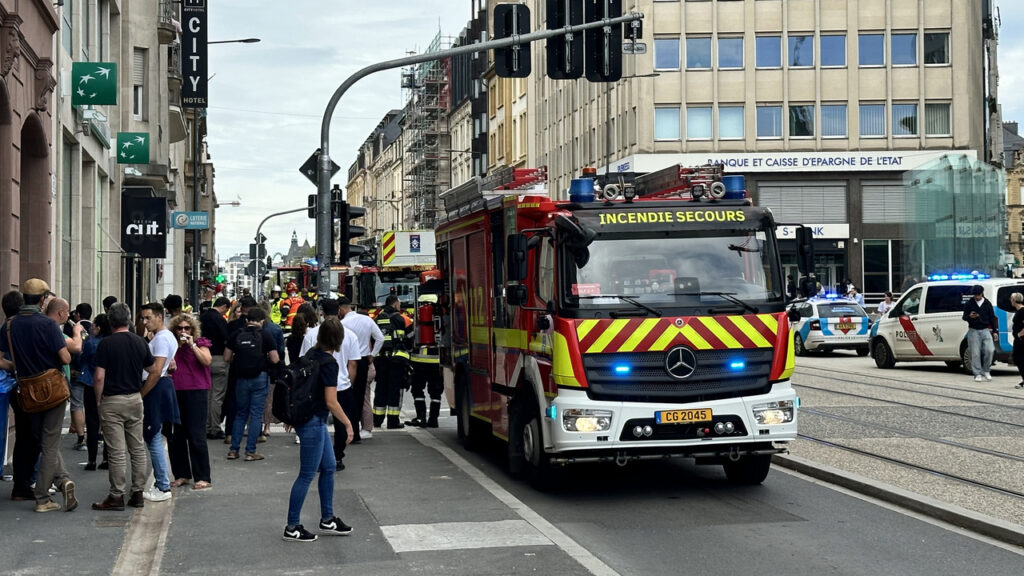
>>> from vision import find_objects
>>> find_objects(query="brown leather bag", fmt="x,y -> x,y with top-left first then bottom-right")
6,318 -> 70,413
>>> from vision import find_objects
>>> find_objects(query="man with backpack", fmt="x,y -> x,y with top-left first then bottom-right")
224,307 -> 279,461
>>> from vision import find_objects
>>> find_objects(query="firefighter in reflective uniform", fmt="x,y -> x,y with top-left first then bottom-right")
405,293 -> 442,427
269,285 -> 284,325
280,282 -> 305,329
372,295 -> 412,429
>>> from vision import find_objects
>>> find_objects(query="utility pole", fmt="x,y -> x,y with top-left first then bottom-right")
314,11 -> 644,296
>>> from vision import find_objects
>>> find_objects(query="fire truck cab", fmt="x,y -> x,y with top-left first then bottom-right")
435,165 -> 812,487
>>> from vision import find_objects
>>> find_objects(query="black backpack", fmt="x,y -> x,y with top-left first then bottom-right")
232,325 -> 264,378
272,351 -> 334,427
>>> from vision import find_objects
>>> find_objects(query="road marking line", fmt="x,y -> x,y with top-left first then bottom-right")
111,498 -> 174,576
408,427 -> 622,576
382,519 -> 552,552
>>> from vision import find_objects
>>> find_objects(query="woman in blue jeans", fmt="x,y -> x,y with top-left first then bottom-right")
284,317 -> 354,543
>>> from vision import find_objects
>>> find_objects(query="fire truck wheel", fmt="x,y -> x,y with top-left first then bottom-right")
722,453 -> 771,485
511,395 -> 562,491
456,378 -> 488,452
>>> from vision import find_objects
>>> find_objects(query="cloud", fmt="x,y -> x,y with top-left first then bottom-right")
207,1 -> 470,264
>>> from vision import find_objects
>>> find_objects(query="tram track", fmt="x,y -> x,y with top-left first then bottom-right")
796,433 -> 1024,501
794,365 -> 1024,406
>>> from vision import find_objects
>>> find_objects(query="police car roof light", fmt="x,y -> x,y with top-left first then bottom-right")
927,272 -> 991,281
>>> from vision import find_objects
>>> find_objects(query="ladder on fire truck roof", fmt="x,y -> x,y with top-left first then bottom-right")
630,163 -> 725,200
440,165 -> 548,219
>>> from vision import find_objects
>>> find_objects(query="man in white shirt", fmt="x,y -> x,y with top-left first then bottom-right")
338,297 -> 383,441
139,302 -> 179,502
299,299 -> 359,471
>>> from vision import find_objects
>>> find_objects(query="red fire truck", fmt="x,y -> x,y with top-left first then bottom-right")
434,164 -> 812,487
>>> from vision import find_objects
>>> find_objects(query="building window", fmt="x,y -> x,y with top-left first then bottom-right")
924,32 -> 950,65
892,103 -> 918,136
655,107 -> 681,140
686,107 -> 712,140
756,36 -> 781,68
756,106 -> 782,138
62,0 -> 73,55
821,105 -> 847,138
925,103 -> 951,136
132,48 -> 147,121
82,0 -> 90,60
789,105 -> 815,137
860,104 -> 885,137
859,33 -> 884,66
788,35 -> 814,67
686,37 -> 712,69
655,38 -> 680,70
820,35 -> 846,67
891,33 -> 917,66
719,106 -> 744,139
718,37 -> 743,69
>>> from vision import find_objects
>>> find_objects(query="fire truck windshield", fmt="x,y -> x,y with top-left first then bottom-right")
563,230 -> 782,312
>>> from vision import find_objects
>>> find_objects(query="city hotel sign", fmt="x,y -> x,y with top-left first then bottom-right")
613,150 -> 979,174
181,0 -> 208,108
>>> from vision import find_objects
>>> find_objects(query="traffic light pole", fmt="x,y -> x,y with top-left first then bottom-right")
252,206 -> 309,302
315,11 -> 643,296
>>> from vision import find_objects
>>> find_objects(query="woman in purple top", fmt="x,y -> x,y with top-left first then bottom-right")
168,314 -> 213,490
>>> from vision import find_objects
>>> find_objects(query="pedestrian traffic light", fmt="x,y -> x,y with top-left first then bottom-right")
584,0 -> 623,82
546,0 -> 584,79
335,202 -> 367,264
493,3 -> 531,78
307,194 -> 317,219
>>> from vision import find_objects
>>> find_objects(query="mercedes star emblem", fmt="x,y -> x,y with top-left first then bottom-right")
665,346 -> 697,380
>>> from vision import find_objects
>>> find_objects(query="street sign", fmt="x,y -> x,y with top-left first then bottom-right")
249,242 -> 267,260
171,211 -> 209,229
245,260 -> 266,277
622,42 -> 647,54
299,150 -> 340,186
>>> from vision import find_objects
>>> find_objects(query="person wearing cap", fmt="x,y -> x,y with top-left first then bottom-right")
0,279 -> 77,512
963,284 -> 997,382
269,285 -> 284,326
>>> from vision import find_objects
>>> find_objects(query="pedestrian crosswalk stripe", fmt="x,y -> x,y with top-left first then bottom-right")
381,520 -> 551,552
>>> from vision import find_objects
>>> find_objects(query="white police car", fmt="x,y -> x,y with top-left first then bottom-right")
869,274 -> 1024,370
786,295 -> 871,356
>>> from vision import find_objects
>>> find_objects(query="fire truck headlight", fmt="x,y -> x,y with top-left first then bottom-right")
563,409 -> 613,432
752,400 -> 795,425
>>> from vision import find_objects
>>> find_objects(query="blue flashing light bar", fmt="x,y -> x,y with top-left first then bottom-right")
729,360 -> 746,370
613,364 -> 631,375
927,273 -> 991,281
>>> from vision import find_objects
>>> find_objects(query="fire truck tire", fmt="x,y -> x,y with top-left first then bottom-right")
455,378 -> 488,452
722,454 -> 771,485
511,395 -> 562,491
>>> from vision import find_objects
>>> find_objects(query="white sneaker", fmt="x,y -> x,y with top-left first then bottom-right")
974,375 -> 984,382
144,489 -> 172,502
983,372 -> 992,381
359,430 -> 372,440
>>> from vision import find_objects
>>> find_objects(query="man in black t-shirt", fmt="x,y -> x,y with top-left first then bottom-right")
92,303 -> 155,511
201,297 -> 230,439
224,307 -> 279,460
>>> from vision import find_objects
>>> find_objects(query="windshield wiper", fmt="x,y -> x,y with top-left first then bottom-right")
673,291 -> 759,314
727,243 -> 761,253
575,294 -> 662,317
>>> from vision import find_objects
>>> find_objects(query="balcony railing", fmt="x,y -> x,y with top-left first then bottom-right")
168,43 -> 182,89
158,0 -> 177,45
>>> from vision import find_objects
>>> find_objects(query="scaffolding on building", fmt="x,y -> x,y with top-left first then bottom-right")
401,32 -> 453,229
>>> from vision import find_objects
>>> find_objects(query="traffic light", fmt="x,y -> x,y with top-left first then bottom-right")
493,3 -> 531,78
546,0 -> 583,79
584,0 -> 623,82
307,194 -> 317,219
339,201 -> 368,262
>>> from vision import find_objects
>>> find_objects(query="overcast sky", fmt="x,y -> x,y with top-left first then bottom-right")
207,1 -> 473,263
208,1 -> 1024,265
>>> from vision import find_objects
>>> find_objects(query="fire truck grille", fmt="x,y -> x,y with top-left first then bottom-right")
582,349 -> 776,403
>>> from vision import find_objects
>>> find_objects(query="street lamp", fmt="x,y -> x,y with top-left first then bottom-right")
190,37 -> 260,310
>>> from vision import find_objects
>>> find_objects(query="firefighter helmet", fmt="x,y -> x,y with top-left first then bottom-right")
286,281 -> 299,294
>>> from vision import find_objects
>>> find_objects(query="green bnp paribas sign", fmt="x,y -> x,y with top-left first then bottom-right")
116,132 -> 150,164
71,62 -> 117,106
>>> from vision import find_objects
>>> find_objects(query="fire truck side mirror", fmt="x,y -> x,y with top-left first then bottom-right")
796,226 -> 815,275
506,233 -> 529,282
506,284 -> 529,306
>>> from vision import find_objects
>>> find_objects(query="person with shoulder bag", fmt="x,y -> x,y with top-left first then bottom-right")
0,279 -> 76,512
224,307 -> 279,461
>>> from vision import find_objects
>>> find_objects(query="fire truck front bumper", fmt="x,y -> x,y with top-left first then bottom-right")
541,385 -> 798,465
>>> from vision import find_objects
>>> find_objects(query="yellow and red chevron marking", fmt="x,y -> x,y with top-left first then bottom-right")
381,231 -> 396,265
574,314 -> 780,354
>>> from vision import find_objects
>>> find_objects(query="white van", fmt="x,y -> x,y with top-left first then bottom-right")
869,277 -> 1024,370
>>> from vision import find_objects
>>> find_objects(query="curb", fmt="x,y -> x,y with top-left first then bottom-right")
772,453 -> 1024,549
